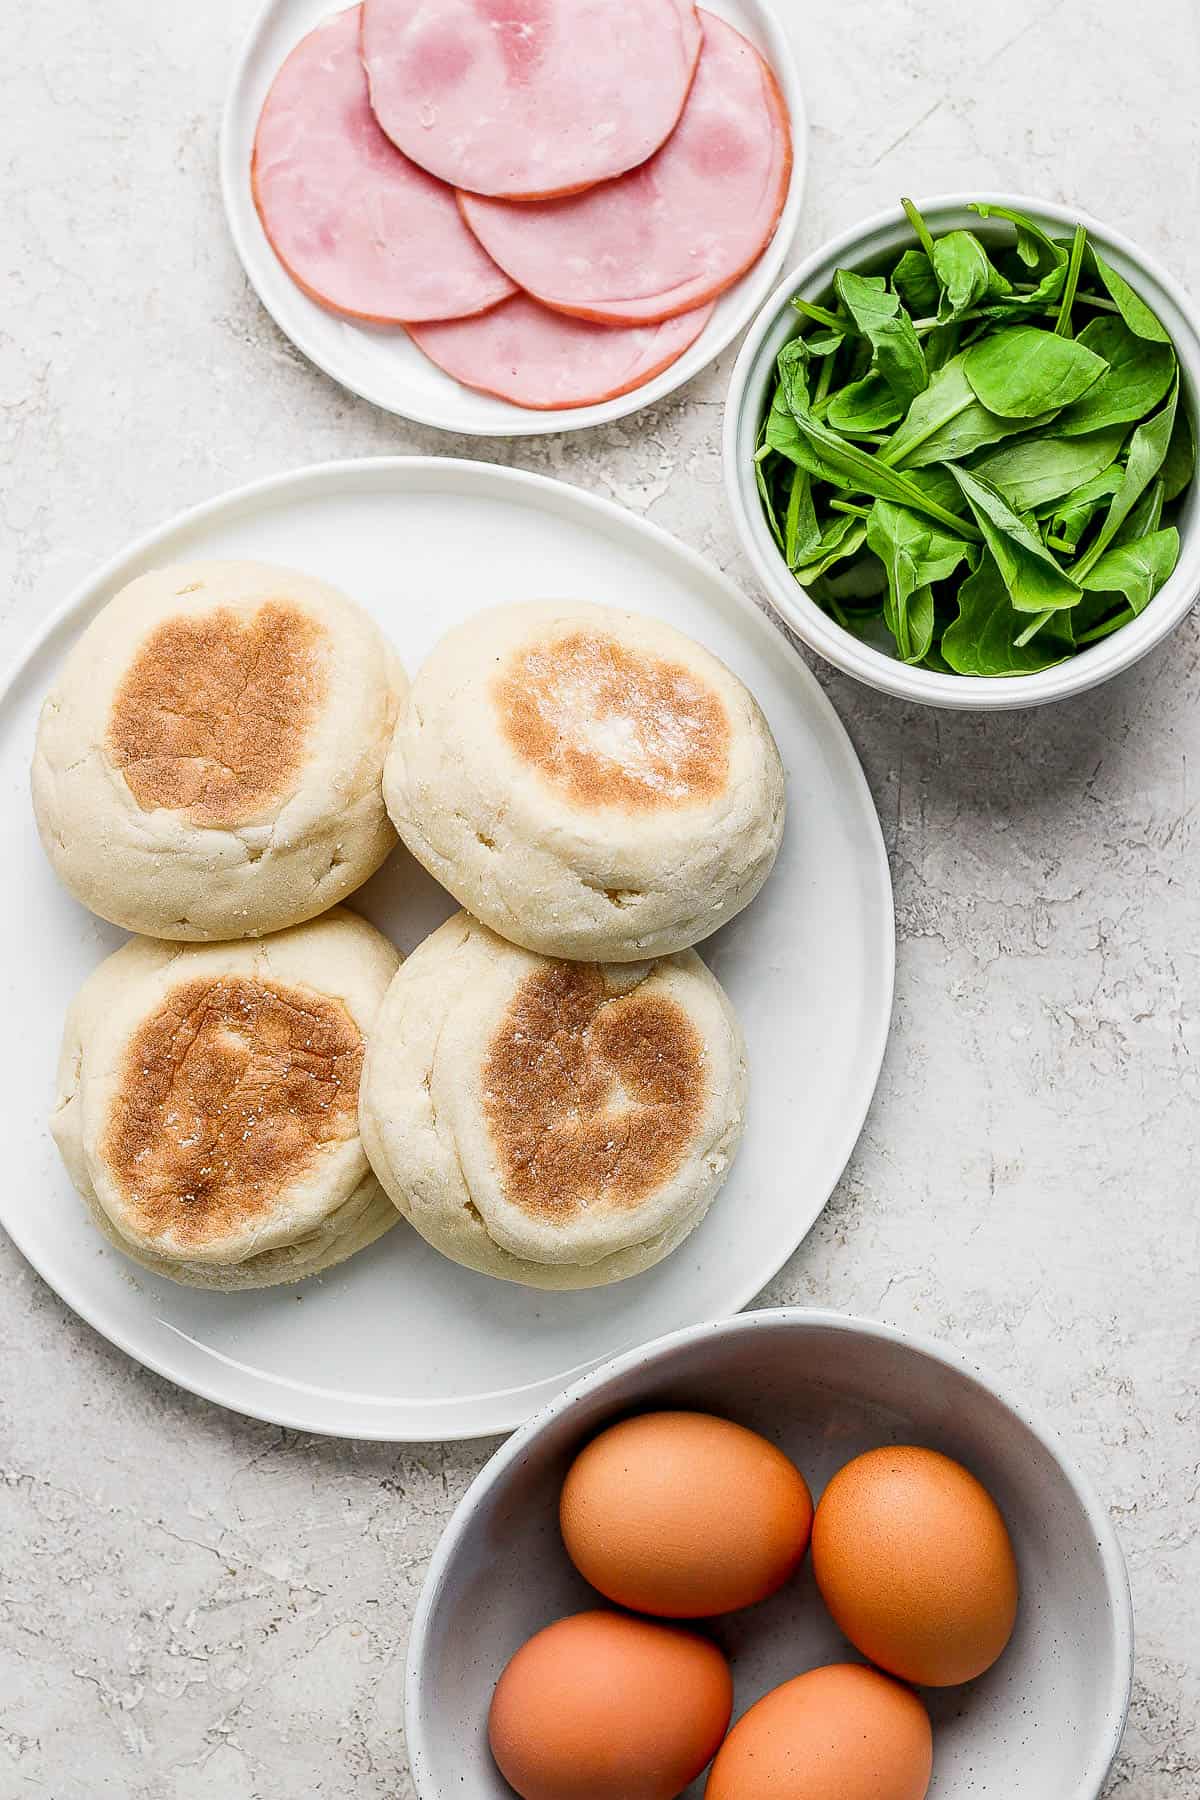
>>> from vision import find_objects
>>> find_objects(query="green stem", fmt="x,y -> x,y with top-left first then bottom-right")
902,196 -> 938,263
830,500 -> 873,518
792,297 -> 843,333
1055,225 -> 1088,336
1043,533 -> 1076,554
1077,608 -> 1134,646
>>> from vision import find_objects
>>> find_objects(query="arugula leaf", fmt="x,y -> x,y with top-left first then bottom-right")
963,326 -> 1108,416
892,249 -> 939,317
1088,246 -> 1172,343
1075,383 -> 1178,575
945,464 -> 1081,613
1078,527 -> 1180,614
933,230 -> 1012,322
866,500 -> 973,662
941,552 -> 1073,674
834,269 -> 928,405
826,372 -> 906,433
1056,316 -> 1175,434
884,353 -> 1058,468
968,425 -> 1126,512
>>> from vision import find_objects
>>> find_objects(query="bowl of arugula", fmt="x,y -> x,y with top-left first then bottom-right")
725,195 -> 1199,707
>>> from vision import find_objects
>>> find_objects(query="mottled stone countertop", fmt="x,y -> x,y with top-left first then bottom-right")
2,1 -> 1198,1794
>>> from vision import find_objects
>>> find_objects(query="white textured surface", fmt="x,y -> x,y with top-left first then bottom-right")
1,0 -> 1197,1794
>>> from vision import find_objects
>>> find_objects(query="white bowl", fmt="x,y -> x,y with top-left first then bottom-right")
221,0 -> 805,438
724,193 -> 1200,709
406,1309 -> 1133,1799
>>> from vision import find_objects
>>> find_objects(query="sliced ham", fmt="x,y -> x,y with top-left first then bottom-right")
458,12 -> 792,325
359,0 -> 703,200
252,5 -> 516,324
406,293 -> 714,409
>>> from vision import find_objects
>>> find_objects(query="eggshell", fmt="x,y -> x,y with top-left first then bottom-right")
489,1609 -> 733,1800
706,1662 -> 932,1800
560,1411 -> 813,1617
812,1445 -> 1019,1686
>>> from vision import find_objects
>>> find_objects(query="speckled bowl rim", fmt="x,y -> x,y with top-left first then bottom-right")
723,192 -> 1200,710
404,1306 -> 1134,1800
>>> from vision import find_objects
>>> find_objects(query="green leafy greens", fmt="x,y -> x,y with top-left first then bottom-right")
753,198 -> 1193,677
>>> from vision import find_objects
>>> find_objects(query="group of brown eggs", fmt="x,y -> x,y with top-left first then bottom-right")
488,1410 -> 1020,1800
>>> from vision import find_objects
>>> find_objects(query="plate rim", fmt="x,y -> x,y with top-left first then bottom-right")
218,0 -> 808,438
1,455 -> 894,1440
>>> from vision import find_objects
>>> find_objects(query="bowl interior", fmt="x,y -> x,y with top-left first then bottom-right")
408,1316 -> 1129,1799
727,195 -> 1200,708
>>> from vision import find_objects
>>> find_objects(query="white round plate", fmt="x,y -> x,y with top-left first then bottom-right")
0,459 -> 892,1440
220,0 -> 806,437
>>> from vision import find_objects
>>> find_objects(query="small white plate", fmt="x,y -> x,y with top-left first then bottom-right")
220,0 -> 805,437
0,459 -> 892,1440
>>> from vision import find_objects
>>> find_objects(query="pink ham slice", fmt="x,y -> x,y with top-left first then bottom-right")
458,12 -> 792,325
252,5 -> 515,323
359,0 -> 703,200
406,293 -> 714,409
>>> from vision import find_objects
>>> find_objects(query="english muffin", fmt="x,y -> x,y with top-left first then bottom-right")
51,909 -> 400,1289
359,912 -> 747,1289
33,560 -> 406,940
382,601 -> 785,961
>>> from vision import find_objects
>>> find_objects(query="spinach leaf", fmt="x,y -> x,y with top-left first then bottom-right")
1162,404 -> 1195,501
1116,477 -> 1164,545
784,468 -> 821,568
827,372 -> 906,433
969,203 -> 1067,272
884,353 -> 1058,468
793,513 -> 869,582
1056,316 -> 1175,434
769,384 -> 982,538
892,248 -> 939,316
866,499 -> 973,662
1075,383 -> 1178,575
968,425 -> 1126,512
933,230 -> 1012,322
1078,526 -> 1180,613
1088,246 -> 1172,343
1053,225 -> 1089,336
1044,468 -> 1125,548
941,552 -> 1073,675
946,464 -> 1081,613
834,269 -> 928,405
964,326 -> 1108,417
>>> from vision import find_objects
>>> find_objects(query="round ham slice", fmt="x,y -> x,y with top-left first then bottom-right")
406,293 -> 714,409
458,12 -> 792,325
360,0 -> 703,200
251,5 -> 516,323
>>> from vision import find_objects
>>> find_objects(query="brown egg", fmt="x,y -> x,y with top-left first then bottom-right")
812,1445 -> 1019,1686
560,1411 -> 813,1617
489,1610 -> 733,1800
705,1663 -> 933,1800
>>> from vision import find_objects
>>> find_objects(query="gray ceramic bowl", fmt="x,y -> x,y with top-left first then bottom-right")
724,194 -> 1200,710
406,1309 -> 1132,1799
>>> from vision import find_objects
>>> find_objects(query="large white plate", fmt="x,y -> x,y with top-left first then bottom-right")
0,459 -> 892,1440
220,0 -> 805,436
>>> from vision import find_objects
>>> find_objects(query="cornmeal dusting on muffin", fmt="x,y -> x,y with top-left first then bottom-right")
494,631 -> 731,808
102,976 -> 362,1247
482,962 -> 707,1220
107,601 -> 329,827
